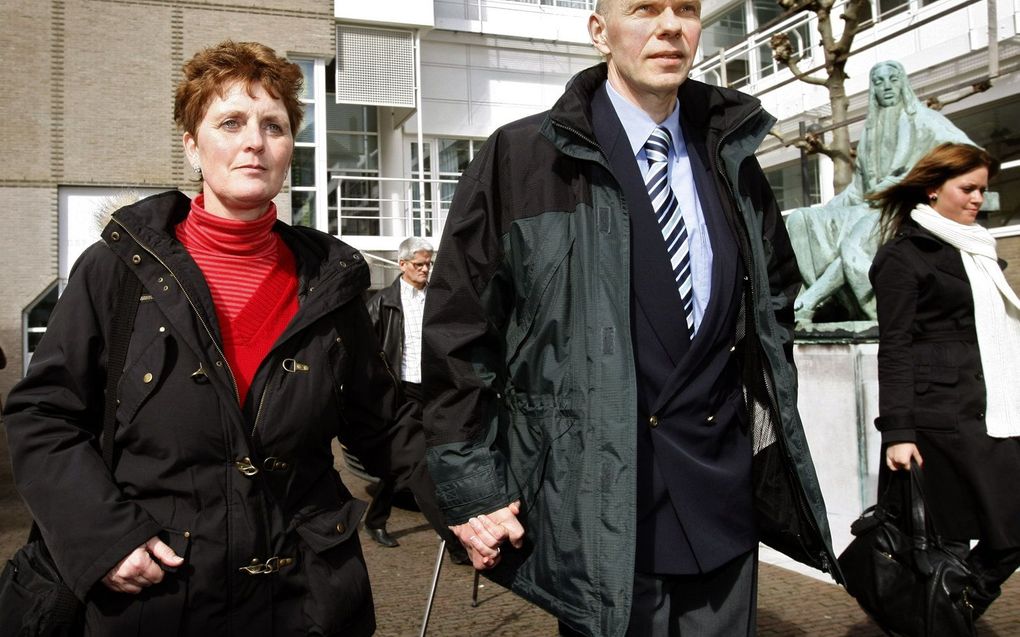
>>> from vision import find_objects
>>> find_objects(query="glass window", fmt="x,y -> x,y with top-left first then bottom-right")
949,97 -> 1020,229
753,0 -> 810,78
291,146 -> 315,188
295,103 -> 315,144
409,138 -> 486,238
291,191 -> 315,229
765,156 -> 821,211
332,179 -> 381,236
505,0 -> 594,8
701,4 -> 751,87
328,132 -> 379,172
325,69 -> 381,237
327,102 -> 377,134
296,59 -> 315,100
24,283 -> 58,368
438,139 -> 472,174
292,57 -> 321,228
877,0 -> 909,19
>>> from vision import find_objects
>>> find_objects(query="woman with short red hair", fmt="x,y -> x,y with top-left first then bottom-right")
4,41 -> 413,635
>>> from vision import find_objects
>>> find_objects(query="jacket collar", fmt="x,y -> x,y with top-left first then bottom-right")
894,218 -> 950,246
106,191 -> 371,324
109,189 -> 371,303
542,63 -> 770,162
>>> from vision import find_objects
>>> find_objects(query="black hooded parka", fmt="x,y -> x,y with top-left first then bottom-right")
4,191 -> 417,636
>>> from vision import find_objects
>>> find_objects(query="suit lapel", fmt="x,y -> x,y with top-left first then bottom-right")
648,109 -> 744,413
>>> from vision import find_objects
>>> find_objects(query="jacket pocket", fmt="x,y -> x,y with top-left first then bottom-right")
913,364 -> 959,431
293,500 -> 373,634
116,332 -> 169,423
913,364 -> 958,394
324,334 -> 353,405
86,527 -> 191,637
505,224 -> 575,366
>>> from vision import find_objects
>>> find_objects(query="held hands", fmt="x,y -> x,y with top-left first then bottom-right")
885,442 -> 923,471
449,500 -> 525,571
102,535 -> 183,594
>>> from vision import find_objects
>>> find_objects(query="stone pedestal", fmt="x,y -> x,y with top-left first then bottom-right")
761,340 -> 882,578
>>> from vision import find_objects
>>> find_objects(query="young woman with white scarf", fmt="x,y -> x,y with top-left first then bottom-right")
869,142 -> 1020,619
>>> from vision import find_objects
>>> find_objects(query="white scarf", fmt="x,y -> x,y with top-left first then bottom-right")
911,204 -> 1020,438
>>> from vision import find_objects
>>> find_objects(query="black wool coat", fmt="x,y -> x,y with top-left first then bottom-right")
870,219 -> 1020,547
4,191 -> 423,636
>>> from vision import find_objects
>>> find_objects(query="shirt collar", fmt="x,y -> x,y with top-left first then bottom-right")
603,80 -> 683,160
399,276 -> 427,299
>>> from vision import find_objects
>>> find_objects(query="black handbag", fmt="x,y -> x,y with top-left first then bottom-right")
0,265 -> 141,637
0,535 -> 83,637
838,462 -> 978,637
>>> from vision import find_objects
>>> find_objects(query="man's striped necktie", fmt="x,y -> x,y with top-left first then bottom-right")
643,126 -> 694,333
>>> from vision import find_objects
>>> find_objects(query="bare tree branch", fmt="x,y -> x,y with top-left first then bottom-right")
771,34 -> 828,86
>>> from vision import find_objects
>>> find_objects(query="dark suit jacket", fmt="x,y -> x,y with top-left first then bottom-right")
591,86 -> 755,575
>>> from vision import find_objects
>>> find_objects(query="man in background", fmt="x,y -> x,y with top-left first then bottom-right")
365,238 -> 469,564
364,237 -> 434,547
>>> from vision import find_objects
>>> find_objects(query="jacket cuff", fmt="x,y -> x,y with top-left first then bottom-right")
874,412 -> 913,432
881,428 -> 917,446
69,518 -> 163,600
426,443 -> 506,525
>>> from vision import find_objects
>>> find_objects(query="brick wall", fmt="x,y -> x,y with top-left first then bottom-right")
0,0 -> 333,398
998,235 -> 1020,294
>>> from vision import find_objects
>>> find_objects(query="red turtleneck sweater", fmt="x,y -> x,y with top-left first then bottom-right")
176,195 -> 298,406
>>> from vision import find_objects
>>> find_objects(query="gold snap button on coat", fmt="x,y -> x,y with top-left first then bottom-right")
336,522 -> 346,534
142,372 -> 153,383
648,415 -> 659,428
131,254 -> 141,264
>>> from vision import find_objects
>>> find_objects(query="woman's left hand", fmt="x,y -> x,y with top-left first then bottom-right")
101,536 -> 184,594
885,442 -> 923,471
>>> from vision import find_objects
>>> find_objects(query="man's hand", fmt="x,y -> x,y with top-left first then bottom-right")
449,500 -> 524,570
102,535 -> 184,594
885,442 -> 923,471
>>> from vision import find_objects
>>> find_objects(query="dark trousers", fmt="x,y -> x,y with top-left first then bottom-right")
365,382 -> 423,530
364,478 -> 395,529
559,549 -> 758,637
945,541 -> 1020,617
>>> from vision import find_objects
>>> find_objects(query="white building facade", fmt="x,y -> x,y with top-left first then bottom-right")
2,0 -> 1017,392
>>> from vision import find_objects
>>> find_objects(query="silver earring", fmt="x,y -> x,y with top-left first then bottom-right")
192,164 -> 202,175
929,193 -> 937,202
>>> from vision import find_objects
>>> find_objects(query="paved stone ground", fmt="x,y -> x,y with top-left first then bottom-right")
1,433 -> 1017,635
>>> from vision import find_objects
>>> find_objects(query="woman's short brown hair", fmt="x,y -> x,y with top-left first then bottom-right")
174,41 -> 304,137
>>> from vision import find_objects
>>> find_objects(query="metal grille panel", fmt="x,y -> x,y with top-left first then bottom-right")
336,24 -> 416,108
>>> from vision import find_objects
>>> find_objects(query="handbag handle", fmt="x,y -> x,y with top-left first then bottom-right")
906,459 -> 941,576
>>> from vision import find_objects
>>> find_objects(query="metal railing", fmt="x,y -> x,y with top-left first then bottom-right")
503,0 -> 594,9
327,174 -> 459,249
693,9 -> 815,89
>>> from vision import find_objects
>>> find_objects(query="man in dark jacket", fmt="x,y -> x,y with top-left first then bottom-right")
422,1 -> 837,636
363,237 -> 434,547
365,238 -> 469,563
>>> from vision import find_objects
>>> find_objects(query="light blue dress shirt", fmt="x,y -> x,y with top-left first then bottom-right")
604,81 -> 714,335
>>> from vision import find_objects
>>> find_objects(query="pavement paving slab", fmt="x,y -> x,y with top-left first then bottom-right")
1,435 -> 1016,635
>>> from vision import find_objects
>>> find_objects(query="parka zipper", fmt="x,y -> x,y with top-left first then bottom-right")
558,104 -> 831,572
112,219 -> 241,404
251,381 -> 271,438
711,108 -> 832,575
550,119 -> 608,162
